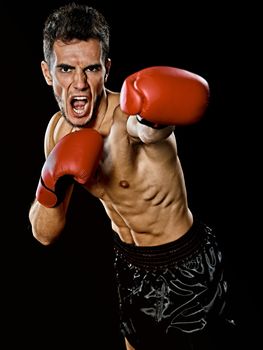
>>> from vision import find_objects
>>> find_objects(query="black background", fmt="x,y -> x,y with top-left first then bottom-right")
1,0 -> 261,348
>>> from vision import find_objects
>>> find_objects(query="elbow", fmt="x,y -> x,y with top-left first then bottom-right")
29,214 -> 65,246
29,201 -> 66,246
31,225 -> 62,246
32,230 -> 56,246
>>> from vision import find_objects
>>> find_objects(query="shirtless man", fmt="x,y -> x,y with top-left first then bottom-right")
29,3 -> 235,349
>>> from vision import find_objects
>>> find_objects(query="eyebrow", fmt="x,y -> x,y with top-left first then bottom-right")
56,63 -> 102,70
56,63 -> 74,70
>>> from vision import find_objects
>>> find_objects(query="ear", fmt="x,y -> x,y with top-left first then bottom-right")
104,58 -> 111,82
41,60 -> 53,86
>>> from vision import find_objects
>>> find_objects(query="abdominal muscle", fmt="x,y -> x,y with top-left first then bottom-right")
101,197 -> 193,246
86,155 -> 193,247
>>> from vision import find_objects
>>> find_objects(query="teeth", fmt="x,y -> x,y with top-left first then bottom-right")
73,108 -> 84,114
74,96 -> 86,100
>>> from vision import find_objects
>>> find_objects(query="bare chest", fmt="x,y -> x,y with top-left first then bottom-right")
85,130 -> 137,199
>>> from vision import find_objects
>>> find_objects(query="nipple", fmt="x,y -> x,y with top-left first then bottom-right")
119,180 -> 130,188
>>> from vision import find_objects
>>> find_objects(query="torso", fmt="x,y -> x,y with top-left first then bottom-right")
46,90 -> 193,246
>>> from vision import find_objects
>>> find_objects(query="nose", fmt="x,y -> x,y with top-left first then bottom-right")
73,70 -> 88,90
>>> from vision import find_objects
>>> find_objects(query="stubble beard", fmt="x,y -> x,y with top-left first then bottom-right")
55,93 -> 102,128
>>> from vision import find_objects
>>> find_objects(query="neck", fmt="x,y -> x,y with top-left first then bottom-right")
88,89 -> 108,132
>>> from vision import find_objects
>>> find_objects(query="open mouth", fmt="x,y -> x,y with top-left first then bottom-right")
71,96 -> 89,117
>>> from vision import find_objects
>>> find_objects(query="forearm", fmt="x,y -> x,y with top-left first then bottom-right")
29,184 -> 73,245
29,199 -> 66,245
127,115 -> 175,144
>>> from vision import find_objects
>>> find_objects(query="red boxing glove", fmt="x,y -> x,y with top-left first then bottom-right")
120,66 -> 209,125
36,128 -> 103,208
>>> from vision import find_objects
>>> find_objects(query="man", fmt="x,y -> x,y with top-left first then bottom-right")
29,3 -> 235,349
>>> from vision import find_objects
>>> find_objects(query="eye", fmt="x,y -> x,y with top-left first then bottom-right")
85,65 -> 101,73
87,67 -> 97,72
58,64 -> 73,73
61,67 -> 69,73
61,67 -> 72,73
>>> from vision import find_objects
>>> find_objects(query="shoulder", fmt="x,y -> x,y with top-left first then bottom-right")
104,89 -> 126,119
99,89 -> 128,136
44,111 -> 73,157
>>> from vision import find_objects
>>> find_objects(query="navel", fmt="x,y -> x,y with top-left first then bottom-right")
119,180 -> 130,188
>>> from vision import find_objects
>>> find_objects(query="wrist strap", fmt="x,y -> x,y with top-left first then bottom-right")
136,115 -> 166,129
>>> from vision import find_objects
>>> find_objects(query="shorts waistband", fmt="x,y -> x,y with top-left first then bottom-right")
113,221 -> 211,268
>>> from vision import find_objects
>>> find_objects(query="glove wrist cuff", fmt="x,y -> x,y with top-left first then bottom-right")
136,115 -> 166,129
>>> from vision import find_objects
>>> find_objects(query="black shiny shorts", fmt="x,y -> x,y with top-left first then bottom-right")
113,221 -> 235,349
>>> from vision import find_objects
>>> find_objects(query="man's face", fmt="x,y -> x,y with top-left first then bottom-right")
42,38 -> 110,127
